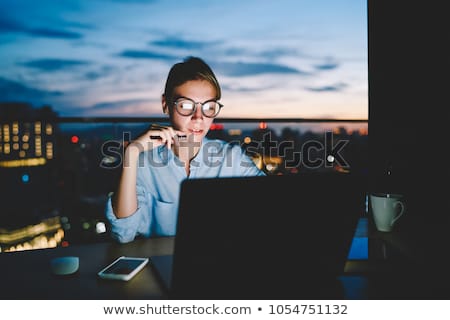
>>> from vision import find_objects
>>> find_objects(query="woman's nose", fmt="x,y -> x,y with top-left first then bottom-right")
191,103 -> 204,119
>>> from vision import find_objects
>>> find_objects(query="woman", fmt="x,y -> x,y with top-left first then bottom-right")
105,56 -> 265,243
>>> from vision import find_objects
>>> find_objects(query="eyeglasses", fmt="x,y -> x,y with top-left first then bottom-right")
173,97 -> 224,118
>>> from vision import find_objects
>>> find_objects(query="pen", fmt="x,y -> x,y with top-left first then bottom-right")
149,124 -> 187,140
149,135 -> 187,140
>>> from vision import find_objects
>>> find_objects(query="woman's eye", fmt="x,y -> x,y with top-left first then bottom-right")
181,103 -> 194,110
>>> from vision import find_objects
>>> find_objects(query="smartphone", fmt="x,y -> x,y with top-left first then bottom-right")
98,256 -> 149,281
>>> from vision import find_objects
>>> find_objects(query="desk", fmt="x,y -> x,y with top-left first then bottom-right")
345,215 -> 450,299
1,217 -> 449,299
0,237 -> 175,299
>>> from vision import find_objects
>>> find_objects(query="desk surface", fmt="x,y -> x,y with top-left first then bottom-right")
1,216 -> 450,300
0,237 -> 175,299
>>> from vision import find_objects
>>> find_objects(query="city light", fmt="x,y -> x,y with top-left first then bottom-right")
0,157 -> 47,168
71,135 -> 79,144
210,123 -> 224,130
21,174 -> 29,183
0,217 -> 65,252
96,222 -> 107,234
259,122 -> 268,130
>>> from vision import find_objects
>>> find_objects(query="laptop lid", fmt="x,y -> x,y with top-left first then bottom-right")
153,173 -> 366,299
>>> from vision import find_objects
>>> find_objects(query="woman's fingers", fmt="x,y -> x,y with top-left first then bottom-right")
151,124 -> 187,138
148,124 -> 183,150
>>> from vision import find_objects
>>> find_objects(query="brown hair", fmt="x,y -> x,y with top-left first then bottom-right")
163,56 -> 221,103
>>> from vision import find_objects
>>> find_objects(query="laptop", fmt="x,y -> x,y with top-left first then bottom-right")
151,172 -> 367,299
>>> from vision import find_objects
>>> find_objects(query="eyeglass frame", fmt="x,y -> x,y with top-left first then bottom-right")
171,96 -> 224,118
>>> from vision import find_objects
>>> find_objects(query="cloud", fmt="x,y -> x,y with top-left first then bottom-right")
0,16 -> 83,39
305,82 -> 347,92
63,21 -> 96,31
107,0 -> 157,3
149,36 -> 218,50
0,16 -> 24,32
0,77 -> 63,102
89,99 -> 149,111
222,47 -> 250,56
82,65 -> 115,81
84,71 -> 105,81
19,58 -> 90,72
26,27 -> 82,39
212,61 -> 306,77
118,50 -> 177,61
314,62 -> 339,71
67,98 -> 162,117
258,48 -> 300,60
220,46 -> 302,61
221,83 -> 275,93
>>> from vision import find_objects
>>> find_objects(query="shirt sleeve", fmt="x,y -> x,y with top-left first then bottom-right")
104,184 -> 152,244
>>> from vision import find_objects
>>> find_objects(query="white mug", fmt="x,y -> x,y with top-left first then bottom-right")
370,193 -> 406,232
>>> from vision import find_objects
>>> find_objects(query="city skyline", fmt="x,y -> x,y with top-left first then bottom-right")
0,0 -> 368,120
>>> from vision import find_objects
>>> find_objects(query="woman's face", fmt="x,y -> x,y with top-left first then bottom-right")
163,79 -> 217,143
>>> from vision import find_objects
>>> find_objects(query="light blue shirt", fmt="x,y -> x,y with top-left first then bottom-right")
105,138 -> 265,243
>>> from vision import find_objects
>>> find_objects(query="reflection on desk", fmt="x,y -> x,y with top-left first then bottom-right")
0,216 -> 449,299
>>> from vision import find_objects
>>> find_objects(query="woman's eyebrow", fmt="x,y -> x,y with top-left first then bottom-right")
172,95 -> 189,100
173,96 -> 218,103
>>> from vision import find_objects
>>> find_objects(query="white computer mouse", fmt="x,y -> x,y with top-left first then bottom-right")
50,256 -> 79,275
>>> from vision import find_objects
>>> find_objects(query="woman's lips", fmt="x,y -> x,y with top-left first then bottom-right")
189,128 -> 203,135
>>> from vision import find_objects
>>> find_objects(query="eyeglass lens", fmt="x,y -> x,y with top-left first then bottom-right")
175,99 -> 221,117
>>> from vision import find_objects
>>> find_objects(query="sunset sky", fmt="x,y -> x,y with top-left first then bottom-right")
0,0 -> 368,120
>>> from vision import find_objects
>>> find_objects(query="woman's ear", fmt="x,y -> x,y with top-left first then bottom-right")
162,95 -> 169,114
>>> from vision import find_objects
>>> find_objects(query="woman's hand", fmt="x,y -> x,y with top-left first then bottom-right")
129,124 -> 187,153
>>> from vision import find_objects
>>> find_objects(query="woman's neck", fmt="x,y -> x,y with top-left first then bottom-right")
173,138 -> 202,175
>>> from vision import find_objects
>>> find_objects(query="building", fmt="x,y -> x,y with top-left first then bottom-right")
0,103 -> 63,251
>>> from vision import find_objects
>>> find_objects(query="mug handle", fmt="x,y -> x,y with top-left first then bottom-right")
391,201 -> 406,226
